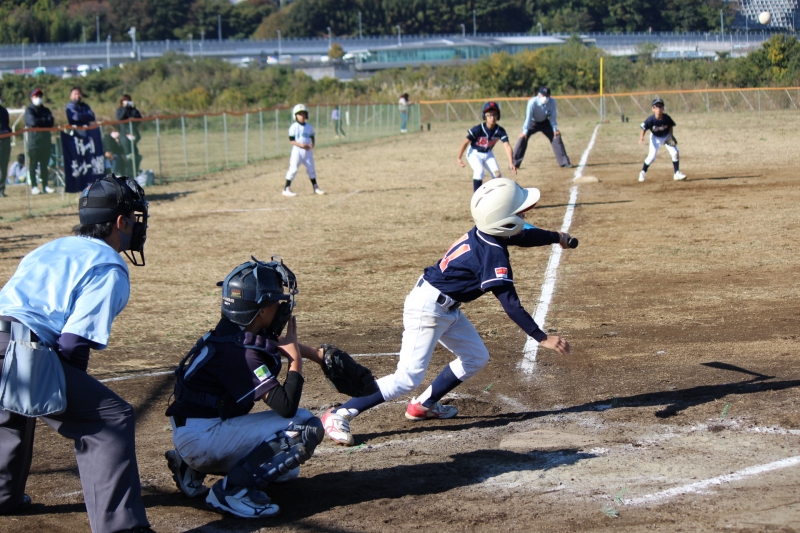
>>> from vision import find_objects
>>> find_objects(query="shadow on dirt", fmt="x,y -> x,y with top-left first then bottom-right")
146,190 -> 195,203
178,448 -> 596,531
695,174 -> 761,181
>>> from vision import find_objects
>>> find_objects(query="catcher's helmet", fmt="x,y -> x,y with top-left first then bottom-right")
219,256 -> 298,334
292,103 -> 308,116
471,178 -> 540,237
482,101 -> 501,120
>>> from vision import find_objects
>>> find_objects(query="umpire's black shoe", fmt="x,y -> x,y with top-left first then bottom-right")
562,163 -> 574,168
0,493 -> 31,514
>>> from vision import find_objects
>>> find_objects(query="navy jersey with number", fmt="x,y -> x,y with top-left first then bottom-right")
423,226 -> 559,302
466,123 -> 509,153
641,113 -> 676,138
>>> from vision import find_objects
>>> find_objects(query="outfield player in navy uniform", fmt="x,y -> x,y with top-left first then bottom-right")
638,98 -> 686,182
513,87 -> 572,169
457,101 -> 516,192
0,175 -> 153,532
322,178 -> 572,445
164,257 -> 325,518
283,104 -> 324,197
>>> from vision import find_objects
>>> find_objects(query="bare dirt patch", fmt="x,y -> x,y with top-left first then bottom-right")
0,111 -> 799,532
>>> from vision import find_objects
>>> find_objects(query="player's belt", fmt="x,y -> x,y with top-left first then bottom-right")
172,416 -> 187,427
416,278 -> 461,310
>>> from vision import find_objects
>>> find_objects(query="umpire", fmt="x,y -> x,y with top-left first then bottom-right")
0,175 -> 154,533
513,87 -> 573,169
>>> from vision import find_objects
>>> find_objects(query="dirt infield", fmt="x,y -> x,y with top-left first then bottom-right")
0,110 -> 799,533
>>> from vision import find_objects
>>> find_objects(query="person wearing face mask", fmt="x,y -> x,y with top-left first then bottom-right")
0,175 -> 154,532
0,92 -> 11,197
115,95 -> 143,175
65,87 -> 96,128
24,88 -> 55,195
513,86 -> 573,169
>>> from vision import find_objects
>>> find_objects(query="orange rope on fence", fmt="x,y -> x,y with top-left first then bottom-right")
419,87 -> 800,105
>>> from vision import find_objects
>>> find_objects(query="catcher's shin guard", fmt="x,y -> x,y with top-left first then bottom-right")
226,418 -> 324,490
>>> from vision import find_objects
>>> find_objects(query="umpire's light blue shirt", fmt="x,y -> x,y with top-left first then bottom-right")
522,96 -> 558,133
0,236 -> 129,349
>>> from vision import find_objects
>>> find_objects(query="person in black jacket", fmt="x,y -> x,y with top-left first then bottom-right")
65,87 -> 95,128
0,91 -> 11,197
24,88 -> 55,194
116,95 -> 142,175
103,126 -> 129,176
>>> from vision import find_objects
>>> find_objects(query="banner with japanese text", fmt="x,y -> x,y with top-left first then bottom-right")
60,129 -> 105,193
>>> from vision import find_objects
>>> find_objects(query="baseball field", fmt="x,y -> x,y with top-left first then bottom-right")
0,109 -> 798,532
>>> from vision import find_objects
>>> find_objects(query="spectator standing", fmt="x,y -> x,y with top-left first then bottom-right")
399,93 -> 409,133
65,87 -> 95,127
8,154 -> 26,185
0,92 -> 11,197
116,94 -> 143,176
331,106 -> 345,138
24,88 -> 55,195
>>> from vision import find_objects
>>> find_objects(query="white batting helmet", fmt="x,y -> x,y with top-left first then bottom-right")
470,178 -> 540,237
292,104 -> 308,116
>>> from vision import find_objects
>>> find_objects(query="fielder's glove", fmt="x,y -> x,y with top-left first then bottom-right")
665,135 -> 678,147
320,344 -> 379,397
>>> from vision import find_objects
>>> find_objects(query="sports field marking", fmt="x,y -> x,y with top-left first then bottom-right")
519,124 -> 601,374
625,455 -> 800,506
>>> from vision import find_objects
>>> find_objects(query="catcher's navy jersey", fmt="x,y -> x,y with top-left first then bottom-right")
466,123 -> 509,153
423,226 -> 560,303
641,113 -> 676,138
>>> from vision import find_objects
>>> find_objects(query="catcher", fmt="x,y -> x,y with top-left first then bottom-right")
164,256 -> 376,518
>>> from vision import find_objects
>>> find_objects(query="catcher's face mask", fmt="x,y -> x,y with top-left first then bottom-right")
121,177 -> 148,267
255,256 -> 298,337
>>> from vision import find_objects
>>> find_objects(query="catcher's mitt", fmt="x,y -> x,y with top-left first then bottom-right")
320,344 -> 379,397
665,134 -> 678,147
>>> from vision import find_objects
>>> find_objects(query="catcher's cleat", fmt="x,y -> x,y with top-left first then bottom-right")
673,171 -> 687,181
638,171 -> 646,182
405,400 -> 458,421
165,449 -> 209,498
206,480 -> 280,519
321,407 -> 355,446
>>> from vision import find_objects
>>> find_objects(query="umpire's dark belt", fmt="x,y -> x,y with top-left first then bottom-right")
416,278 -> 461,310
0,317 -> 39,342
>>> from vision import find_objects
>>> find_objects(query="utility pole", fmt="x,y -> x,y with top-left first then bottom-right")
327,26 -> 332,50
460,24 -> 465,38
277,30 -> 281,59
358,11 -> 362,39
96,16 -> 100,43
396,25 -> 401,46
473,9 -> 476,36
538,22 -> 543,36
200,30 -> 204,57
128,26 -> 136,55
106,34 -> 111,67
720,10 -> 724,37
218,14 -> 222,42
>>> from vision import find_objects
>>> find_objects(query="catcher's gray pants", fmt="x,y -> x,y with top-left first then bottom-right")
0,336 -> 149,532
513,120 -> 572,168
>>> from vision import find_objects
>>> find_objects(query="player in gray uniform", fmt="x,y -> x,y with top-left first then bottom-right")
0,175 -> 153,532
513,87 -> 572,169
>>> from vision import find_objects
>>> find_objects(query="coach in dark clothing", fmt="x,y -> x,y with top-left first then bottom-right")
116,95 -> 142,175
0,92 -> 11,197
24,88 -> 54,194
66,87 -> 95,127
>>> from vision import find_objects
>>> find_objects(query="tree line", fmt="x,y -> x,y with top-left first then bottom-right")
0,0 -> 736,45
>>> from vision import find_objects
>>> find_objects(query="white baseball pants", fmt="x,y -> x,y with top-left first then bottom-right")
645,134 -> 679,165
466,147 -> 501,181
376,279 -> 490,400
170,408 -> 315,474
285,146 -> 316,181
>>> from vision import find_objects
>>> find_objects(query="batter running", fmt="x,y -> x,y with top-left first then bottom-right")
322,178 -> 572,446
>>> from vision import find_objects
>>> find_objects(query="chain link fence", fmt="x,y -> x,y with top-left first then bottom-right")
419,87 -> 800,126
0,102 -> 420,221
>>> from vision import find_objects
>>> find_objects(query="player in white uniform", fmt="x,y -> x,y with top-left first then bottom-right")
283,104 -> 324,197
638,98 -> 686,182
321,178 -> 572,446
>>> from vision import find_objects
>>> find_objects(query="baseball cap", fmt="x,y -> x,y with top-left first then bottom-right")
30,88 -> 43,97
651,98 -> 665,107
79,175 -> 146,225
538,87 -> 551,97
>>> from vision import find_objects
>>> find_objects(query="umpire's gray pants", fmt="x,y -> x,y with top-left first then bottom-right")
0,343 -> 150,532
513,120 -> 572,168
